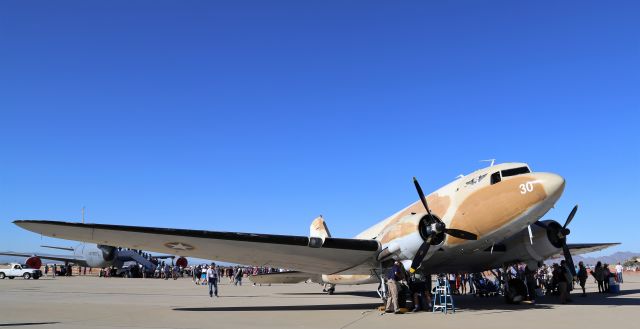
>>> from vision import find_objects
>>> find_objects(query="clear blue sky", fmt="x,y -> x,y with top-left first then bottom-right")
1,1 -> 638,257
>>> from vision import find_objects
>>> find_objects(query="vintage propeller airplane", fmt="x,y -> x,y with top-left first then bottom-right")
12,162 -> 616,300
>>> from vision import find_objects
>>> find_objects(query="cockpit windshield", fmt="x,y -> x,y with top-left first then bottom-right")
501,166 -> 530,177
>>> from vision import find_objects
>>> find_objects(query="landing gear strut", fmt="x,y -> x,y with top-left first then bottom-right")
374,269 -> 387,303
323,283 -> 335,295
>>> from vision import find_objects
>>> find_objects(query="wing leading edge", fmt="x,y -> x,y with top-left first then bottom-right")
13,220 -> 380,275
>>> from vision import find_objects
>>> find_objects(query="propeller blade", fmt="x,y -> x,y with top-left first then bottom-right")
409,240 -> 431,273
445,228 -> 478,240
527,225 -> 533,245
562,243 -> 577,276
563,205 -> 578,229
413,177 -> 431,215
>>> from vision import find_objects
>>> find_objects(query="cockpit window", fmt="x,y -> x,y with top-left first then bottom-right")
490,172 -> 501,185
501,166 -> 530,177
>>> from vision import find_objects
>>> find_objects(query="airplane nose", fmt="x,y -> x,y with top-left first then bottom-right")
537,172 -> 565,202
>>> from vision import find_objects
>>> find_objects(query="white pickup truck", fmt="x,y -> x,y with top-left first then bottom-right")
0,263 -> 42,280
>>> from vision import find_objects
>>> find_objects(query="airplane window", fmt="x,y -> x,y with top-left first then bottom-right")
490,172 -> 501,185
501,166 -> 530,177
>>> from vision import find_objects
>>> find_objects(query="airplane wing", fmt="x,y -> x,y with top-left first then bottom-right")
13,220 -> 380,275
548,243 -> 620,259
0,251 -> 88,266
566,243 -> 620,256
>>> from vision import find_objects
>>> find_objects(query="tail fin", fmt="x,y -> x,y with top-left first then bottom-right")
310,216 -> 331,240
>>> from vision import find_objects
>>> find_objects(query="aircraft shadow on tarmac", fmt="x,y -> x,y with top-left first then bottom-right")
0,322 -> 60,327
173,289 -> 639,313
431,288 -> 640,313
173,303 -> 382,312
277,291 -> 380,298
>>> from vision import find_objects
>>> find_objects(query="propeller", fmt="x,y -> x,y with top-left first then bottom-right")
534,205 -> 578,276
561,205 -> 578,276
409,177 -> 478,273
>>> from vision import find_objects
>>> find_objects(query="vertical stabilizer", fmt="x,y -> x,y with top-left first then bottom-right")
309,216 -> 331,241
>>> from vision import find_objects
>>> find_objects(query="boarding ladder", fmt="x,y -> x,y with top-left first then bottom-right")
432,275 -> 455,314
117,250 -> 156,271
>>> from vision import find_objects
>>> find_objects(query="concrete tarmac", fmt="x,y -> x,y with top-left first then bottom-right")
1,274 -> 638,328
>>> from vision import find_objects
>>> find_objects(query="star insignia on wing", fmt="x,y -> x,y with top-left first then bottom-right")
164,242 -> 195,251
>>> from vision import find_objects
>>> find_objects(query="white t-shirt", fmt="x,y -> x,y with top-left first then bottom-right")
615,264 -> 623,273
206,268 -> 218,280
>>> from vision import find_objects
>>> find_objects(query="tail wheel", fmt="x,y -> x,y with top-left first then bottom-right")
23,272 -> 31,279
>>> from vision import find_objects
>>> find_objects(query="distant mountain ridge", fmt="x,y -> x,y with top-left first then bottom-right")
548,251 -> 640,266
0,255 -> 26,264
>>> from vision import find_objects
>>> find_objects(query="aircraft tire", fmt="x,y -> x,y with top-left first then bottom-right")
23,273 -> 31,280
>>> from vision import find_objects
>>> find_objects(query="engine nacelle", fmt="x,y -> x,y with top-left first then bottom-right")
176,257 -> 188,268
97,245 -> 116,262
26,256 -> 42,269
377,213 -> 436,265
500,220 -> 564,268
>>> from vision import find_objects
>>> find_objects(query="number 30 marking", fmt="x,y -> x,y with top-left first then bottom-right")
519,182 -> 534,194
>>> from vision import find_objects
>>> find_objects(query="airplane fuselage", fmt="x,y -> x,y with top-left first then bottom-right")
322,162 -> 565,283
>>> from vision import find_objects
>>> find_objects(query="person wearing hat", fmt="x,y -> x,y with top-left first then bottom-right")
207,263 -> 219,297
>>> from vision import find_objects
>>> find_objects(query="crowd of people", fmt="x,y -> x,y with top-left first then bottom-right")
188,264 -> 286,286
383,260 -> 628,314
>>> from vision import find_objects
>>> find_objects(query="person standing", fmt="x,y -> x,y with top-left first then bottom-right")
603,264 -> 611,292
593,262 -> 605,293
385,261 -> 405,314
234,267 -> 243,286
615,262 -> 624,283
207,263 -> 219,297
163,263 -> 170,280
524,265 -> 537,303
577,262 -> 588,297
552,264 -> 568,304
194,265 -> 201,285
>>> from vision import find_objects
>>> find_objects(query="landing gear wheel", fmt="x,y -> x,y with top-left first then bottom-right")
327,288 -> 335,295
23,273 -> 31,280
